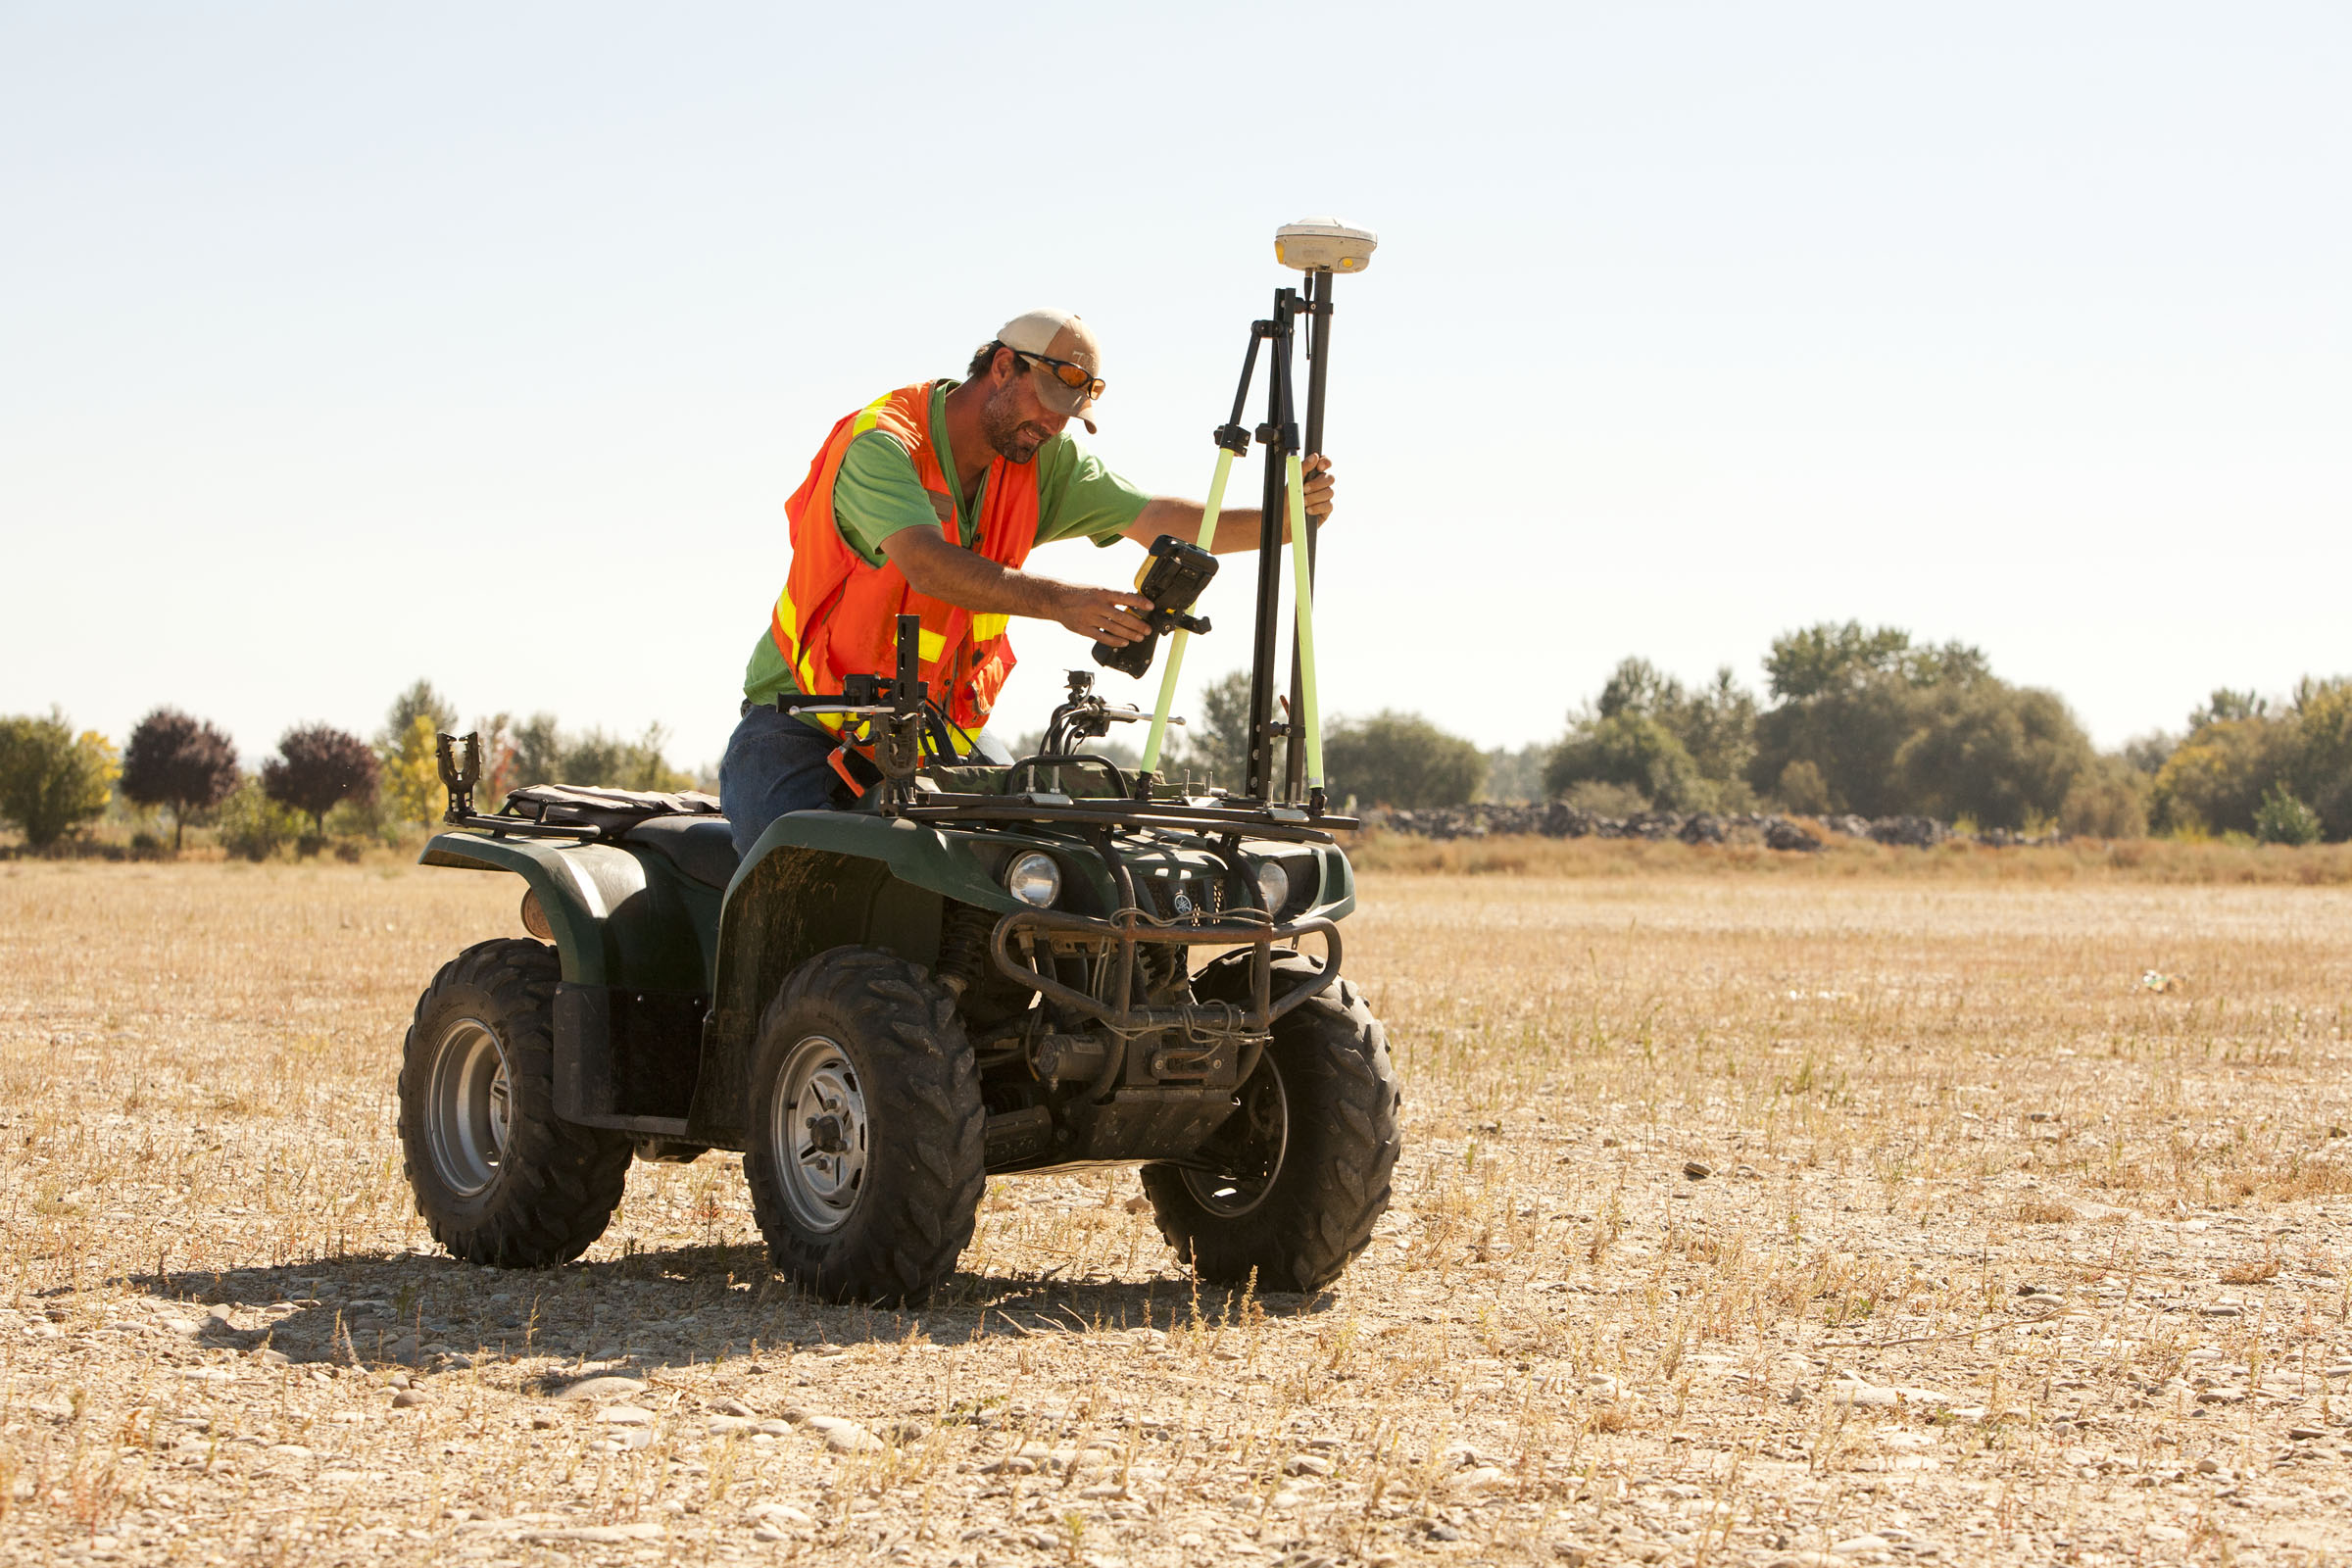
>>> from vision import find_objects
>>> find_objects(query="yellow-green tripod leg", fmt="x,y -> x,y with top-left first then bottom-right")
1139,445 -> 1237,776
1284,453 -> 1323,792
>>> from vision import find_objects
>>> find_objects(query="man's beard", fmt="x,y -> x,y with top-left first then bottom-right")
979,383 -> 1049,465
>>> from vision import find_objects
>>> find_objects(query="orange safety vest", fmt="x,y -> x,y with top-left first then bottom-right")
769,381 -> 1038,741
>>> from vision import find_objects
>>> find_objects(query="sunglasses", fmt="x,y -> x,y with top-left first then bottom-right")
1011,349 -> 1105,402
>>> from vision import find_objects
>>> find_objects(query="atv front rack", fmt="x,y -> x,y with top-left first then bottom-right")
991,906 -> 1341,1034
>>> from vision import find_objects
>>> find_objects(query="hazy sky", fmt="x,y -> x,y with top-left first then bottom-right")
4,3 -> 2346,771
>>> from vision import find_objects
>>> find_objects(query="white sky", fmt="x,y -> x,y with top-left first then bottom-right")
4,3 -> 2346,770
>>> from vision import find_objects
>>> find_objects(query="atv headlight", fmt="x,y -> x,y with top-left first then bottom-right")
1254,858 -> 1291,913
1005,851 -> 1061,908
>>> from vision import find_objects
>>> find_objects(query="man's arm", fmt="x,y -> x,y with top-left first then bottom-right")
884,528 -> 1152,648
1121,454 -> 1337,552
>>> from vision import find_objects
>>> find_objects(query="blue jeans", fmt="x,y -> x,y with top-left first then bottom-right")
719,702 -> 1012,858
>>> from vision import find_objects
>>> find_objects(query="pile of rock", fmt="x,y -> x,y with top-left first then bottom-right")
1363,803 -> 2063,852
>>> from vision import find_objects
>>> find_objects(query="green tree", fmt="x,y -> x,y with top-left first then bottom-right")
1166,670 -> 1252,788
380,680 -> 458,750
0,711 -> 119,849
1324,711 -> 1487,808
1748,675 -> 1923,816
2278,677 -> 2352,841
1761,621 -> 1984,703
1480,744 -> 1550,804
556,725 -> 692,792
510,712 -> 565,788
1894,682 -> 2093,830
2150,717 -> 2280,837
2058,755 -> 2151,839
1548,657 -> 1759,810
1545,712 -> 1703,810
1747,622 -> 1995,817
2187,688 -> 2267,727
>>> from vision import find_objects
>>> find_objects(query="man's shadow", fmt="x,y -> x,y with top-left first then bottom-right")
118,1244 -> 1336,1381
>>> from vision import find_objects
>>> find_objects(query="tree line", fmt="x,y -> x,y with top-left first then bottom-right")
0,684 -> 697,857
1172,622 -> 2349,844
8,626 -> 2346,850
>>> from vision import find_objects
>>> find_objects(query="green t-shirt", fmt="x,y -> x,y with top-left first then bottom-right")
743,380 -> 1150,707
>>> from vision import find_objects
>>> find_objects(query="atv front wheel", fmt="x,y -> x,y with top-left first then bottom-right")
1141,953 -> 1402,1292
742,947 -> 986,1305
399,939 -> 633,1266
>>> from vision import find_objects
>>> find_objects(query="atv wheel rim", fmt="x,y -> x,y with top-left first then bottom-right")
426,1017 -> 512,1199
772,1034 -> 869,1234
1182,1059 -> 1289,1218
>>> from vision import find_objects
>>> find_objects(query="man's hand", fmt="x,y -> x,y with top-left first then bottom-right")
885,526 -> 1152,647
1050,583 -> 1152,647
1125,452 -> 1339,554
1298,453 -> 1336,520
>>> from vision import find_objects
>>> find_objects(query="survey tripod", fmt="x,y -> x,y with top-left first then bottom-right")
1135,219 -> 1377,818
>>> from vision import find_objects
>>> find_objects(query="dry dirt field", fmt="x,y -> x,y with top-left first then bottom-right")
4,856 -> 2351,1567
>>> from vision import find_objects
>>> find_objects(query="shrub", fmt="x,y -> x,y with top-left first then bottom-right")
120,708 -> 242,851
215,778 -> 305,860
2254,784 -> 2323,847
0,710 -> 120,849
1325,711 -> 1487,808
1559,779 -> 1652,816
262,724 -> 379,835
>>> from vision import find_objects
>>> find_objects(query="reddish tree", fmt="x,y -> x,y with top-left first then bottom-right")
262,724 -> 380,835
119,708 -> 242,851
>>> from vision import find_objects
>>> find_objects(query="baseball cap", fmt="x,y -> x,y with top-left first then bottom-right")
995,308 -> 1102,433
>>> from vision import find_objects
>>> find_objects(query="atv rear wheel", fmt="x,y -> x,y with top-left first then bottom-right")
742,947 -> 985,1305
1141,953 -> 1402,1293
399,939 -> 633,1266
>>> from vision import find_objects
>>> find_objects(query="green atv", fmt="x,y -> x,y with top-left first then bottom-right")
397,236 -> 1399,1304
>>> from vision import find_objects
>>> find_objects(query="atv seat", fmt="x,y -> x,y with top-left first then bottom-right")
622,815 -> 741,891
502,784 -> 741,890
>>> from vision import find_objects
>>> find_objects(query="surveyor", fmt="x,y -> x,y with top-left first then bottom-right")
721,309 -> 1335,855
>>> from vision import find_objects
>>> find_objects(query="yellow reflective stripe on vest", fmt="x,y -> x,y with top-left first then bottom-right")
918,628 -> 947,662
970,613 -> 1008,643
772,584 -> 798,643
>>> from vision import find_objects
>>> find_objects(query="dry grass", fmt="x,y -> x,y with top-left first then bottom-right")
5,859 -> 2352,1565
1347,830 -> 2352,885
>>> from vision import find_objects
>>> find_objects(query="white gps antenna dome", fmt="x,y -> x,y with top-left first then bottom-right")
1274,218 -> 1378,273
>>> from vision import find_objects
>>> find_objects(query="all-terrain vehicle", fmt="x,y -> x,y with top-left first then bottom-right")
397,223 -> 1401,1303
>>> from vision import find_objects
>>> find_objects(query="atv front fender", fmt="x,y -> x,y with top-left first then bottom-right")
692,811 -> 1023,1144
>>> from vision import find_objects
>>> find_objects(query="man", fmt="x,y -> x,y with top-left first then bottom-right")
720,309 -> 1334,856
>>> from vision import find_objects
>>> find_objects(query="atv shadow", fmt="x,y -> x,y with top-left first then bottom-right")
116,1244 -> 1338,1377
